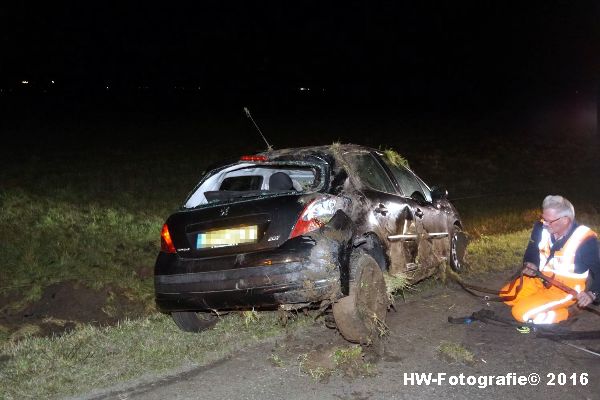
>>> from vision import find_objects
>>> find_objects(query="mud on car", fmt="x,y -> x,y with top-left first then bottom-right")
155,144 -> 467,343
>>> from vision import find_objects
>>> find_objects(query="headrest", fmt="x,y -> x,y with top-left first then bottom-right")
269,172 -> 294,191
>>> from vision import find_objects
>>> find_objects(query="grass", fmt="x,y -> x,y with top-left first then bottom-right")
332,345 -> 377,377
298,345 -> 376,382
382,148 -> 410,169
384,271 -> 409,305
0,311 -> 312,399
465,230 -> 531,273
438,341 -> 475,364
384,272 -> 408,295
0,190 -> 161,307
268,353 -> 285,367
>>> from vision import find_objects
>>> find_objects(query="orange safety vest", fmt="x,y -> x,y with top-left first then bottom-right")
538,225 -> 597,292
503,224 -> 598,324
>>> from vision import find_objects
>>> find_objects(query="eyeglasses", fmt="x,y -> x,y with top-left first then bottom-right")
540,216 -> 564,225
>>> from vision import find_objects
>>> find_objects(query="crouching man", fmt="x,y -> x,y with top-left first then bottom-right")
501,195 -> 600,324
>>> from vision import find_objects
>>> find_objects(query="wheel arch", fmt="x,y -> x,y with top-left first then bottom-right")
352,232 -> 389,273
452,219 -> 463,230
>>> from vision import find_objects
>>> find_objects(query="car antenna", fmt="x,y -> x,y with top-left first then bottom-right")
243,107 -> 273,151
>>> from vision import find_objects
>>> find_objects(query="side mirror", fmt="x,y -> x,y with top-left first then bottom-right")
431,185 -> 448,201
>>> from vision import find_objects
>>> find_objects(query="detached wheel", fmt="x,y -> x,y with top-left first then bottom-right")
332,253 -> 389,344
450,225 -> 467,273
171,311 -> 218,333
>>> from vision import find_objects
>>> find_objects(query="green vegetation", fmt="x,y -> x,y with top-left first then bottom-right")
332,345 -> 377,377
242,308 -> 261,326
466,230 -> 531,272
0,190 -> 160,307
268,353 -> 285,367
382,148 -> 410,168
384,272 -> 408,299
460,204 -> 540,238
0,312 -> 312,399
298,345 -> 376,382
438,341 -> 475,364
298,353 -> 332,382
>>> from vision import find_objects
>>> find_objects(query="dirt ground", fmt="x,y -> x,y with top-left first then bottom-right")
80,270 -> 600,400
0,281 -> 148,340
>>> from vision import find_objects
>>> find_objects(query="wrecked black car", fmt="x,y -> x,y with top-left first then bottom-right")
155,144 -> 467,343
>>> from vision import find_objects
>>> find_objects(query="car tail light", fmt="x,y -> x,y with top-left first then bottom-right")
161,223 -> 177,254
289,195 -> 341,239
240,155 -> 268,162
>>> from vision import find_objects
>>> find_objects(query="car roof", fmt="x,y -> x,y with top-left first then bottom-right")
256,143 -> 377,161
200,144 -> 380,181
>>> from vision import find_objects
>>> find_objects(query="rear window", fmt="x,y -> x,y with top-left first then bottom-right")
184,163 -> 322,208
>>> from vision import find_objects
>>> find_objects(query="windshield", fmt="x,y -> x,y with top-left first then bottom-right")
184,162 -> 322,208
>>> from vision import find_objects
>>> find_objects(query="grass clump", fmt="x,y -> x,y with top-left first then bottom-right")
384,272 -> 408,297
298,353 -> 331,382
299,345 -> 376,382
383,149 -> 409,168
332,345 -> 377,378
371,313 -> 390,338
0,311 -> 312,399
242,309 -> 261,326
268,353 -> 284,367
438,341 -> 475,365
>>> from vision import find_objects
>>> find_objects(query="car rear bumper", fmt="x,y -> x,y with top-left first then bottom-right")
155,261 -> 339,311
154,237 -> 345,311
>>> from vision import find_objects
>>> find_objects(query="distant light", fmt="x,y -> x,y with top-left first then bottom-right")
51,80 -> 55,84
198,86 -> 201,90
299,87 -> 310,91
106,86 -> 109,90
21,80 -> 29,85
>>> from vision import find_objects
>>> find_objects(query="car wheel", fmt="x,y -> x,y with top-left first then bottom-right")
332,253 -> 389,344
450,225 -> 467,273
171,311 -> 218,333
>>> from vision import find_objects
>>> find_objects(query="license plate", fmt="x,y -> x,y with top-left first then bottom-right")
196,225 -> 259,249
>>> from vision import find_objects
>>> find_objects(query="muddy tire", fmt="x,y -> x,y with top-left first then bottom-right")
450,224 -> 467,273
171,311 -> 218,333
332,253 -> 388,344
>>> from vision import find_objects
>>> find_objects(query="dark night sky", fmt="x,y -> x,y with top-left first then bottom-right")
1,2 -> 599,106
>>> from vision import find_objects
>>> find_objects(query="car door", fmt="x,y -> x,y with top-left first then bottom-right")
377,154 -> 450,278
342,151 -> 423,276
